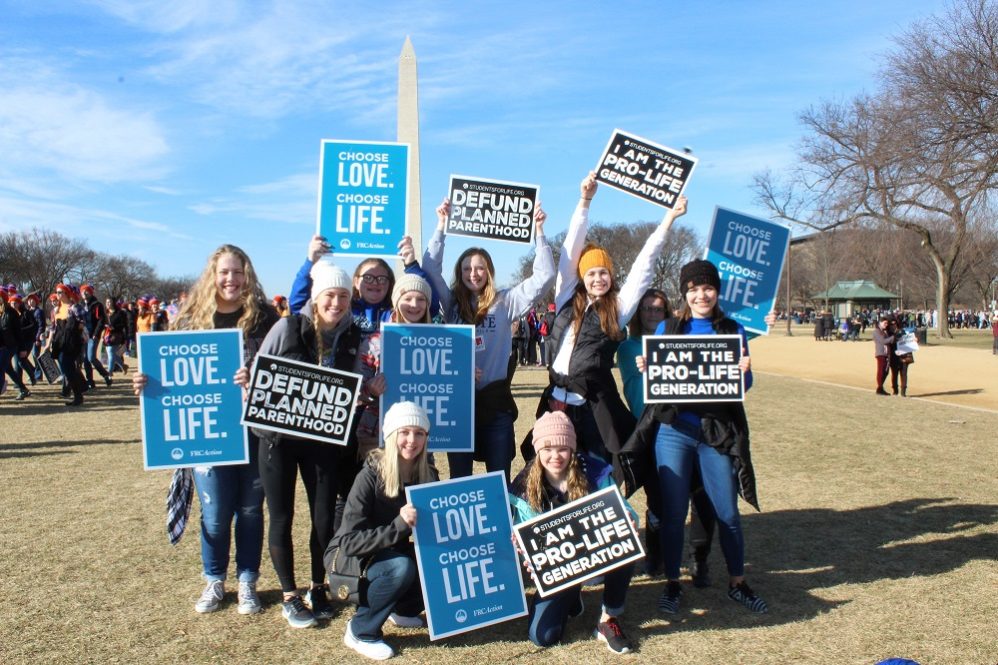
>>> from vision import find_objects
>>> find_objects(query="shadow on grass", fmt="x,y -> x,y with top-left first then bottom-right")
0,438 -> 136,459
912,388 -> 983,397
627,497 -> 996,636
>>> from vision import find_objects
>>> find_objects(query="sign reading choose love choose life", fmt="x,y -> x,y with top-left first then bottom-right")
407,472 -> 527,640
316,139 -> 410,257
137,329 -> 248,470
379,323 -> 475,452
705,207 -> 791,335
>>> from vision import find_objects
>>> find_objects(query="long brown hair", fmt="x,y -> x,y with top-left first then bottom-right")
171,245 -> 268,335
570,280 -> 624,341
451,248 -> 497,325
525,454 -> 589,513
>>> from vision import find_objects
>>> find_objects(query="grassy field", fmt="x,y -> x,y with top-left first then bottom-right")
1,342 -> 996,664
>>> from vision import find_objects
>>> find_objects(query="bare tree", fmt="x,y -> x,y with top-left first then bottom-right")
755,0 -> 998,338
0,229 -> 95,297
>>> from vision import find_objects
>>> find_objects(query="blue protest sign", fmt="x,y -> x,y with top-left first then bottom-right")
380,323 -> 475,452
407,472 -> 527,640
316,139 -> 409,257
137,329 -> 247,470
705,207 -> 791,335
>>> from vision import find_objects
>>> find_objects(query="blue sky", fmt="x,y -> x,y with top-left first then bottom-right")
0,1 -> 944,296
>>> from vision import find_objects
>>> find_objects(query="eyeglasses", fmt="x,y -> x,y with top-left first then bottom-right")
360,274 -> 390,285
641,306 -> 666,314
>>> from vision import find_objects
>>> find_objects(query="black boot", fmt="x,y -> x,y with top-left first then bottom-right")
643,511 -> 663,576
690,547 -> 711,588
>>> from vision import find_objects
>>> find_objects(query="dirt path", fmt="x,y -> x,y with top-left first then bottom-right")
749,330 -> 998,412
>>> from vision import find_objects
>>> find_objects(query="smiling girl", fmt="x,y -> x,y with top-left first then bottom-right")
422,199 -> 555,481
531,172 -> 686,465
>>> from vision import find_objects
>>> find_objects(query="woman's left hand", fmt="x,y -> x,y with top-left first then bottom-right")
739,352 -> 751,374
400,503 -> 417,527
398,235 -> 416,266
764,311 -> 777,328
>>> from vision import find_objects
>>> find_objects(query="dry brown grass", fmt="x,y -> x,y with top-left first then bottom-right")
1,339 -> 996,664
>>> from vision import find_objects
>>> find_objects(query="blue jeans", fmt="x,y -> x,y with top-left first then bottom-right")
193,436 -> 264,583
447,410 -> 515,482
350,551 -> 422,641
528,564 -> 632,647
654,422 -> 744,580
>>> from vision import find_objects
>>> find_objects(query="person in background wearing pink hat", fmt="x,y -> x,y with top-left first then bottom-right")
80,284 -> 112,389
150,297 -> 169,331
1,291 -> 32,399
135,297 -> 154,334
529,172 -> 686,466
43,283 -> 87,405
509,411 -> 638,654
9,293 -> 39,389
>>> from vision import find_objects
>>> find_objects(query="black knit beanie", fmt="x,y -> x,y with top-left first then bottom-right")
679,259 -> 721,295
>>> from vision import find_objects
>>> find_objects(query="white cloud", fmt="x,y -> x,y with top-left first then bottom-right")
0,58 -> 170,186
0,193 -> 190,240
189,172 -> 316,224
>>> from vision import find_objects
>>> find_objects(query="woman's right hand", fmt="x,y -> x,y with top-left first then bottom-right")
635,355 -> 647,373
435,198 -> 451,229
580,171 -> 598,205
400,503 -> 417,528
308,235 -> 330,263
132,372 -> 148,396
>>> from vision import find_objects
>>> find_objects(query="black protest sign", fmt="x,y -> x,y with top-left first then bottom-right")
594,129 -> 697,209
241,354 -> 361,445
37,350 -> 60,384
513,486 -> 643,597
642,334 -> 744,403
447,175 -> 538,245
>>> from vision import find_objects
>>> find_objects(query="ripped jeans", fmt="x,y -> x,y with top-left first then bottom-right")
193,434 -> 264,583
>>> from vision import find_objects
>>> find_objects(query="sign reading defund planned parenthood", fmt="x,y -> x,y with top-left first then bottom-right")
642,334 -> 745,404
317,139 -> 409,257
408,472 -> 527,640
241,354 -> 361,446
138,329 -> 247,470
380,323 -> 475,452
705,207 -> 791,335
595,129 -> 697,209
513,485 -> 644,597
446,175 -> 538,245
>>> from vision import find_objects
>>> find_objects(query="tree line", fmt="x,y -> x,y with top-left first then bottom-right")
755,0 -> 998,337
0,228 -> 193,301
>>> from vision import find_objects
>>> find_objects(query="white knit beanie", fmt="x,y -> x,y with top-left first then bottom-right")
391,274 -> 433,310
383,400 -> 430,439
310,258 -> 352,302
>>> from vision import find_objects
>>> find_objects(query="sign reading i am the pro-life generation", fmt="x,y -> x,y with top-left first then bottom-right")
513,485 -> 643,597
446,175 -> 538,245
241,354 -> 361,446
407,472 -> 527,640
594,129 -> 698,209
643,334 -> 745,403
705,207 -> 791,335
137,329 -> 247,470
380,323 -> 475,453
317,139 -> 409,257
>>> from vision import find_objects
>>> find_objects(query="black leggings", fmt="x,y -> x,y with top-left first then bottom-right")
259,437 -> 339,593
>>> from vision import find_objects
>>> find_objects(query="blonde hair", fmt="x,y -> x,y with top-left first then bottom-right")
451,248 -> 497,325
525,454 -> 589,513
570,279 -> 624,341
376,430 -> 434,499
171,245 -> 268,335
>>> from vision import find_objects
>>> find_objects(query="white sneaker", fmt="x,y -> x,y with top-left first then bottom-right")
237,580 -> 261,615
388,613 -> 424,628
344,620 -> 395,660
195,579 -> 225,613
